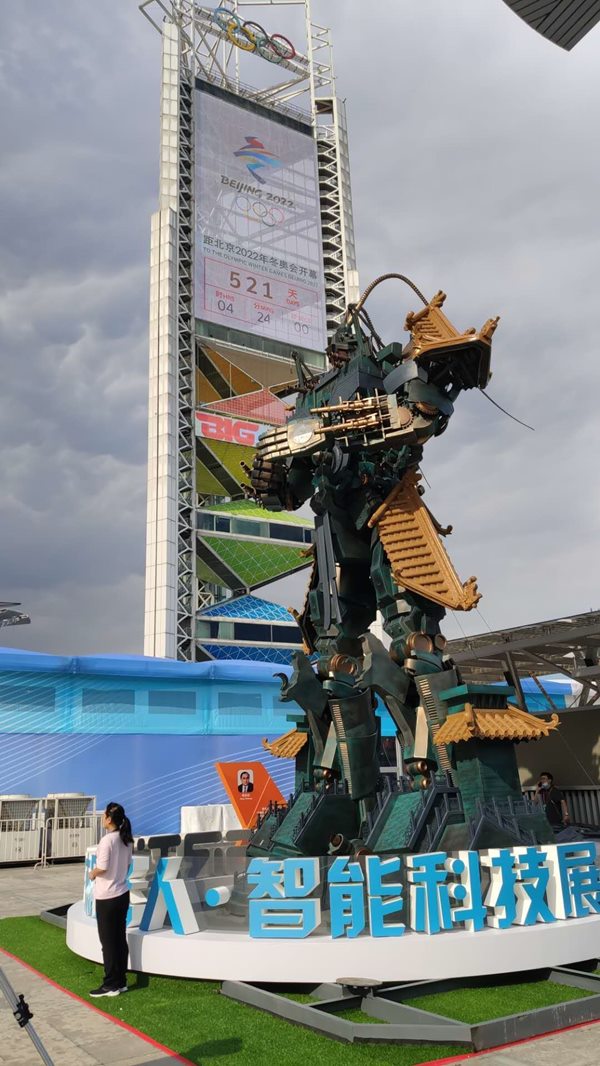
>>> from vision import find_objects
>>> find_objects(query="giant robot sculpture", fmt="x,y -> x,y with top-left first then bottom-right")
245,278 -> 557,859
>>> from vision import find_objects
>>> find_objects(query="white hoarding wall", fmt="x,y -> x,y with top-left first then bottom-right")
194,83 -> 327,354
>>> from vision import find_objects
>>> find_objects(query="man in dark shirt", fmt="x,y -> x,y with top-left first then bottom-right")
534,771 -> 569,828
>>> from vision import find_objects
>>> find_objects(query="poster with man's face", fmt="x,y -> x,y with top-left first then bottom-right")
237,769 -> 254,794
216,760 -> 285,828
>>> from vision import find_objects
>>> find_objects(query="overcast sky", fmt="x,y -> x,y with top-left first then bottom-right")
1,1 -> 599,656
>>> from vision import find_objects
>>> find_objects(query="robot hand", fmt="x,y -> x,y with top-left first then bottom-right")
241,453 -> 289,511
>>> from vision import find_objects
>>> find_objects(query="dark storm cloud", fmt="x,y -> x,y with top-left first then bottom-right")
0,0 -> 159,653
1,0 -> 599,654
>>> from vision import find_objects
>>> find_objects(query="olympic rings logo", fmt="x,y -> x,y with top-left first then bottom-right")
212,6 -> 296,64
234,195 -> 285,228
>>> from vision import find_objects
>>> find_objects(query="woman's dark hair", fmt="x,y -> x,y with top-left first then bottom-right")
105,802 -> 133,846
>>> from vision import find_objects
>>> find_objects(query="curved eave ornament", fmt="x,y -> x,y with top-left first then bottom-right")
502,0 -> 600,51
262,728 -> 308,759
435,703 -> 559,745
369,470 -> 481,612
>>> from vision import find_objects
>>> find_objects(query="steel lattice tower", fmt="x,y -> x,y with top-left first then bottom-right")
141,1 -> 358,660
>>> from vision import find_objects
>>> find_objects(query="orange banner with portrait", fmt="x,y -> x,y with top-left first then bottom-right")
215,760 -> 285,829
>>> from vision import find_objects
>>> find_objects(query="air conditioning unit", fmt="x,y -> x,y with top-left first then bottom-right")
44,793 -> 97,860
0,795 -> 43,864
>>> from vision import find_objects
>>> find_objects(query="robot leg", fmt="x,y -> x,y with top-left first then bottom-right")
326,687 -> 380,808
370,535 -> 457,782
370,535 -> 447,674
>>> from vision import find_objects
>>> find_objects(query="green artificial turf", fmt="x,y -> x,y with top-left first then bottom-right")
280,991 -> 319,1004
409,978 -> 594,1024
0,917 -> 467,1066
317,976 -> 594,1026
337,1008 -> 389,1024
2,918 -> 594,1065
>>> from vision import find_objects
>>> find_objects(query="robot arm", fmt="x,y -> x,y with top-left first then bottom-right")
246,291 -> 499,508
246,389 -> 445,509
244,447 -> 313,512
246,394 -> 421,509
254,393 -> 423,463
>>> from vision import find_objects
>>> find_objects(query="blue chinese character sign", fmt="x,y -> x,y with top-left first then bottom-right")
92,841 -> 600,943
247,857 -> 321,939
70,836 -> 600,984
241,845 -> 600,940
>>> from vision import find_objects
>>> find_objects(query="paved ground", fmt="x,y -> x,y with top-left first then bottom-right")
0,952 -> 176,1065
451,1022 -> 600,1065
0,862 -> 84,919
1,864 -> 600,1065
0,864 -> 176,1065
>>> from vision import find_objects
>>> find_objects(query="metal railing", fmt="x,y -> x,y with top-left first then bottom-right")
4,791 -> 600,866
38,814 -> 103,865
523,785 -> 600,827
0,818 -> 43,864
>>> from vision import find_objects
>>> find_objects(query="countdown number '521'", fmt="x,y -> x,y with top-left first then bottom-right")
229,271 -> 272,299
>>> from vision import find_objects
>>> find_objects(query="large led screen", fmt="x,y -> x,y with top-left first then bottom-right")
194,83 -> 327,354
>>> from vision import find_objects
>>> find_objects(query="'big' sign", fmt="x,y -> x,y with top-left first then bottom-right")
195,411 -> 269,447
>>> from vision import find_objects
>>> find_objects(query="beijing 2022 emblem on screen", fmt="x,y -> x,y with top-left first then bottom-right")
194,82 -> 327,354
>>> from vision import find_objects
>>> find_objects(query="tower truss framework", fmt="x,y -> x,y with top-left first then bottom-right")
142,1 -> 358,659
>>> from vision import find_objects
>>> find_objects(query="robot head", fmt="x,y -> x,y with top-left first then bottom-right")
403,291 -> 498,391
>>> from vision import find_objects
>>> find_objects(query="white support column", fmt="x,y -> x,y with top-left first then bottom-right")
144,208 -> 179,659
332,96 -> 360,306
144,22 -> 181,658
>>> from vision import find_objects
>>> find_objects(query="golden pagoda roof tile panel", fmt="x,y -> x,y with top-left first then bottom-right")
434,704 -> 559,745
369,470 -> 481,612
262,728 -> 308,760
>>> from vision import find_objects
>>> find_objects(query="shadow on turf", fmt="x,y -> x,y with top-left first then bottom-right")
183,1037 -> 243,1059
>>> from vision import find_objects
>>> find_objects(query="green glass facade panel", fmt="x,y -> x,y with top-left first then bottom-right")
204,499 -> 312,526
196,555 -> 226,586
202,536 -> 309,588
195,458 -> 229,497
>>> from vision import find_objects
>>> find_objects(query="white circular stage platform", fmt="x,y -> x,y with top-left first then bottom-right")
66,901 -> 600,983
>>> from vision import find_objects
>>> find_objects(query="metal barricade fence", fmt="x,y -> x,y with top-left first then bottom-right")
0,817 -> 43,864
38,814 -> 103,866
3,793 -> 600,867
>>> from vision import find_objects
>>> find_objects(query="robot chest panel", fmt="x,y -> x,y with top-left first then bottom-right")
311,363 -> 384,408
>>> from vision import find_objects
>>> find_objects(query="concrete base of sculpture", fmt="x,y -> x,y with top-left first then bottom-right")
66,900 -> 600,983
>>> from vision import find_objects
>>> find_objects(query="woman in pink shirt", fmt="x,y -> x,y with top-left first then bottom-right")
88,802 -> 133,997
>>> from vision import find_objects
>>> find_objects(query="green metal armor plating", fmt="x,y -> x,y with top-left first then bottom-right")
246,281 -> 555,858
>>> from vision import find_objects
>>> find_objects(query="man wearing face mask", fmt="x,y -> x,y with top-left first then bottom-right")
534,771 -> 569,830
